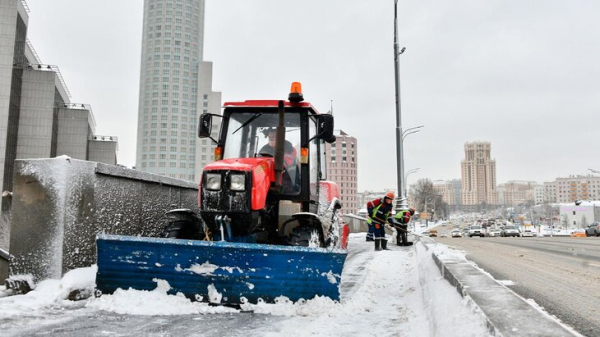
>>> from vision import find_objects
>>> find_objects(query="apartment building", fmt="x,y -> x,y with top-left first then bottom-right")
325,130 -> 358,215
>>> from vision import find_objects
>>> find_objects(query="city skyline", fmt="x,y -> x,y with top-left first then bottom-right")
23,0 -> 600,190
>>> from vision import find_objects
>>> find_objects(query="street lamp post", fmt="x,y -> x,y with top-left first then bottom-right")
404,167 -> 420,198
401,126 -> 424,201
403,125 -> 424,141
393,0 -> 406,212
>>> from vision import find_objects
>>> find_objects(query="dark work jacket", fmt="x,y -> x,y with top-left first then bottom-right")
367,198 -> 393,224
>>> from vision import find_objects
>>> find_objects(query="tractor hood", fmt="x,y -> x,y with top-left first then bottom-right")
201,158 -> 275,211
203,158 -> 275,175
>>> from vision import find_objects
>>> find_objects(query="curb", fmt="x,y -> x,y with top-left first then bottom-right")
420,238 -> 579,337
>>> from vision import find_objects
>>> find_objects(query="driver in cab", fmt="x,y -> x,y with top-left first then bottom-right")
258,128 -> 299,193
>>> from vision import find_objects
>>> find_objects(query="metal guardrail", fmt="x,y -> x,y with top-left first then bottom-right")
26,39 -> 41,63
92,135 -> 118,142
59,103 -> 96,129
24,63 -> 72,100
20,0 -> 30,13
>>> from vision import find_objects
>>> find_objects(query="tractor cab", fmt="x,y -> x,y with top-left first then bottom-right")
197,83 -> 339,247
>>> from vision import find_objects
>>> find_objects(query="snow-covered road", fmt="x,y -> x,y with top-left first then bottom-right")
0,234 -> 492,337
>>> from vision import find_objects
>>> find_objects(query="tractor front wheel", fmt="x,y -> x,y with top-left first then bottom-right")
161,220 -> 202,240
287,226 -> 322,248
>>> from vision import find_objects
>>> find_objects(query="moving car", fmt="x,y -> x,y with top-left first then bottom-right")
585,222 -> 600,237
468,225 -> 485,237
487,229 -> 501,237
429,229 -> 438,237
451,229 -> 462,238
522,230 -> 534,237
501,225 -> 521,237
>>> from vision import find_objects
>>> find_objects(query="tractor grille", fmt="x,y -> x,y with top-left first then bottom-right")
200,170 -> 251,213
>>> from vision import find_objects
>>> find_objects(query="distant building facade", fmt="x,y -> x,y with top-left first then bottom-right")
559,201 -> 600,230
0,1 -> 116,213
325,130 -> 358,215
533,184 -> 544,204
553,175 -> 600,203
543,181 -> 557,203
460,141 -> 498,206
497,181 -> 536,206
135,0 -> 221,182
434,179 -> 461,206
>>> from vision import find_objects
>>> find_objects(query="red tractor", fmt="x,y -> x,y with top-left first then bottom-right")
96,83 -> 349,304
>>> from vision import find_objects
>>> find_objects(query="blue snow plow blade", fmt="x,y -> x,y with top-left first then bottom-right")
95,234 -> 347,304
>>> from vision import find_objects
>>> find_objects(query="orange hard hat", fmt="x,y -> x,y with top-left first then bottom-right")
385,191 -> 395,200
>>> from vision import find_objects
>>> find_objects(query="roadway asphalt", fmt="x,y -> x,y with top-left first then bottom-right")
434,236 -> 600,337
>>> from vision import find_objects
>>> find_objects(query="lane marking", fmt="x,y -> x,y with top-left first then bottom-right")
589,263 -> 600,268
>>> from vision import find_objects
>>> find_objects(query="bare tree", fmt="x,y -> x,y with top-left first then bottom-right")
408,178 -> 445,219
581,215 -> 588,228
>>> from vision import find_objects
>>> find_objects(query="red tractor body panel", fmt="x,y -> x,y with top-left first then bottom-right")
199,158 -> 275,211
319,181 -> 340,203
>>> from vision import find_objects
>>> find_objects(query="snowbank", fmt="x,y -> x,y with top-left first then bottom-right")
0,235 -> 493,336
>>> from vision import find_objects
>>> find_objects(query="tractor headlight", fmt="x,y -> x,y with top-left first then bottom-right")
230,174 -> 246,191
206,173 -> 222,191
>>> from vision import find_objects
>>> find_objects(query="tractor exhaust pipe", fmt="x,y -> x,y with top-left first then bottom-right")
272,100 -> 286,191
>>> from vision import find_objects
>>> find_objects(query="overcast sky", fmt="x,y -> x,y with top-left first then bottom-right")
24,0 -> 600,192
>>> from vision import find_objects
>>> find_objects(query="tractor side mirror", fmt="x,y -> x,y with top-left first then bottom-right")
317,114 -> 336,143
198,113 -> 212,138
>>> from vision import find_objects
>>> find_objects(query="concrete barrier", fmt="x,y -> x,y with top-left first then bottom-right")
8,157 -> 199,281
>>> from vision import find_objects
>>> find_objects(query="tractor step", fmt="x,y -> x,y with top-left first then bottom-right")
95,234 -> 347,304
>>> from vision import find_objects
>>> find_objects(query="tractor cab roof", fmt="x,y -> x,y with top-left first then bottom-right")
223,100 -> 322,115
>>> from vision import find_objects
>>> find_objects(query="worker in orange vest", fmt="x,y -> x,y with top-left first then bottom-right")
366,191 -> 395,251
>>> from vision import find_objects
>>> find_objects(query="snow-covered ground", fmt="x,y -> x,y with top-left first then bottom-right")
0,234 -> 492,336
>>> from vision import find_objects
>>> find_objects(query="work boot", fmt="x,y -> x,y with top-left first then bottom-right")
374,239 -> 381,251
382,239 -> 389,250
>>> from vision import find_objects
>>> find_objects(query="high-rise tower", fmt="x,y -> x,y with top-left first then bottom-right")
460,141 -> 498,206
136,0 -> 221,181
325,130 -> 358,215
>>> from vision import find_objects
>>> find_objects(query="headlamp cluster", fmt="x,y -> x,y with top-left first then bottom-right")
205,172 -> 246,192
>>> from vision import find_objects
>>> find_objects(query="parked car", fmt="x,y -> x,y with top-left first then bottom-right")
429,229 -> 438,237
571,229 -> 586,237
585,222 -> 600,237
451,229 -> 462,238
501,225 -> 521,237
468,225 -> 485,237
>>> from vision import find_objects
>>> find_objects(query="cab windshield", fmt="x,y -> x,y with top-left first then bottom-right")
223,111 -> 301,159
223,111 -> 302,194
